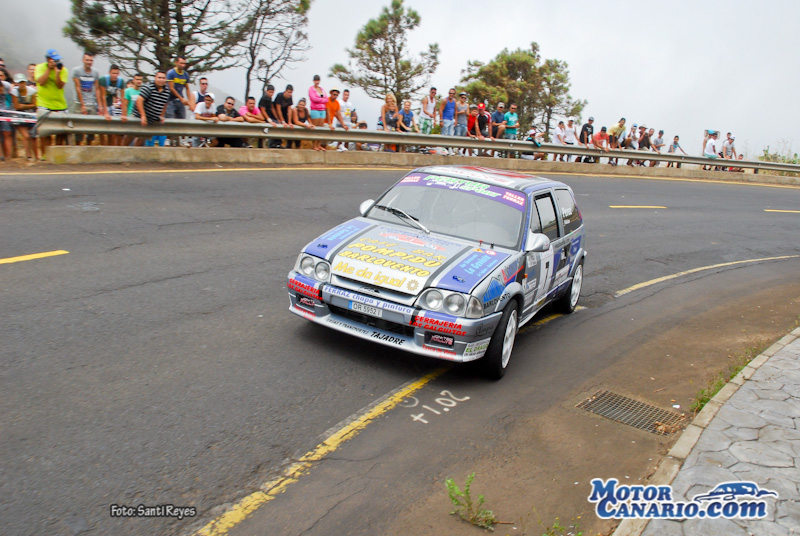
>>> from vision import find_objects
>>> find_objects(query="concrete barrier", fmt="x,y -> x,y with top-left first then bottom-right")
46,146 -> 800,186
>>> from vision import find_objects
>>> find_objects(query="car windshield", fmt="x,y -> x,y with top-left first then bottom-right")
366,174 -> 525,248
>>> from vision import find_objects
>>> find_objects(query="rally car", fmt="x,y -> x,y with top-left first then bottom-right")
286,165 -> 586,378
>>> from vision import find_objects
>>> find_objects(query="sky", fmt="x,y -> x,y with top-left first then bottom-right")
4,0 -> 798,159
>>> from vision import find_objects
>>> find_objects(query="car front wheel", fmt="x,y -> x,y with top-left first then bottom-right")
483,302 -> 519,380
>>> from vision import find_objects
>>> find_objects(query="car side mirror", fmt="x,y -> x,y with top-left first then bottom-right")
359,199 -> 374,216
526,232 -> 551,253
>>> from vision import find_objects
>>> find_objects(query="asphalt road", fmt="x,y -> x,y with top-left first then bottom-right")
1,167 -> 799,536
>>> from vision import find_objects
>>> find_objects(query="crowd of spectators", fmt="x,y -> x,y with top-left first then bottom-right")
0,50 -> 743,170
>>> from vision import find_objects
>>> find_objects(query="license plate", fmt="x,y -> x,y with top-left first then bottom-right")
350,301 -> 382,318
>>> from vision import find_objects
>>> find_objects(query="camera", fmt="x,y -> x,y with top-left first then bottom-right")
56,62 -> 63,70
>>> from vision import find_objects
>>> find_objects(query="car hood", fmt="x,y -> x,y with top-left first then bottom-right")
303,218 -> 512,296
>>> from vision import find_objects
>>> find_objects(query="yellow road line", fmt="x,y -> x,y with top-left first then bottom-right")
526,170 -> 800,190
765,209 -> 800,214
194,368 -> 447,536
518,306 -> 586,335
609,205 -> 667,209
614,255 -> 800,297
0,250 -> 69,264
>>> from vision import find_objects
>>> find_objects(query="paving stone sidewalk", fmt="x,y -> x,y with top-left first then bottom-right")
639,331 -> 800,536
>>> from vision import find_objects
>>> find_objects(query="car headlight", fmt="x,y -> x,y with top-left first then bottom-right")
417,289 -> 482,318
444,293 -> 465,314
296,254 -> 331,283
314,261 -> 330,281
423,290 -> 443,310
299,255 -> 315,276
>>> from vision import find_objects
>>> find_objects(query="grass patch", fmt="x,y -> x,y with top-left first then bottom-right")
689,341 -> 770,414
445,473 -> 497,531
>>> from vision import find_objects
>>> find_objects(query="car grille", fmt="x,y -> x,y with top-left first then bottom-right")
328,304 -> 415,337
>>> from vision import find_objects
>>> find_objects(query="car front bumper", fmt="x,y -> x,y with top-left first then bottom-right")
287,273 -> 502,362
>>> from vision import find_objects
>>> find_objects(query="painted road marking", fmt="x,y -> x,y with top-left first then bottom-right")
614,255 -> 800,298
194,368 -> 447,536
0,166 -> 405,177
0,250 -> 69,264
409,390 -> 471,424
765,209 -> 800,214
609,205 -> 667,209
518,306 -> 586,335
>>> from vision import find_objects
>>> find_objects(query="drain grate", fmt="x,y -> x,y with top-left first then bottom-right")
576,390 -> 685,435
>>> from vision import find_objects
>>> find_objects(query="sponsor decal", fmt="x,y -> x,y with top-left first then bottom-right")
325,317 -> 371,335
500,259 -> 523,284
412,315 -> 466,336
503,191 -> 525,206
426,333 -> 455,347
438,250 -> 507,294
288,277 -> 321,299
400,174 -> 422,183
474,322 -> 496,337
371,331 -> 405,345
379,231 -> 448,251
588,479 -> 777,520
304,219 -> 371,258
324,285 -> 416,315
395,173 -> 526,211
293,304 -> 316,320
423,345 -> 457,358
464,338 -> 491,358
483,277 -> 504,306
407,280 -> 420,292
298,296 -> 317,308
419,166 -> 518,185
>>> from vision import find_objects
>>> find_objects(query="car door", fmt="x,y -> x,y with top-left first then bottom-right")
553,188 -> 584,285
522,191 -> 560,317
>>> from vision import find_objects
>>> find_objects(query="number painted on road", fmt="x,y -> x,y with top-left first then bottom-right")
410,390 -> 471,424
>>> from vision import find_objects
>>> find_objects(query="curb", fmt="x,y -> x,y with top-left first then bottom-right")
612,326 -> 800,536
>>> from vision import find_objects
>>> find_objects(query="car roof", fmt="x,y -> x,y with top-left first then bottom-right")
413,165 -> 564,193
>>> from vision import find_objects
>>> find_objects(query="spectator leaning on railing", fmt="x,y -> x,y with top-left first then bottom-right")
132,71 -> 169,145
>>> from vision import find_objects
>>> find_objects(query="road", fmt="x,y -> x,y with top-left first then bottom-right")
1,167 -> 799,536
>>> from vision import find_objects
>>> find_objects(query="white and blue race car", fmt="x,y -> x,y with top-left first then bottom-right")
287,165 -> 586,378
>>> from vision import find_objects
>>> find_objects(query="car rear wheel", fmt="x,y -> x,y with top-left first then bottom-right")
483,302 -> 519,380
556,259 -> 583,314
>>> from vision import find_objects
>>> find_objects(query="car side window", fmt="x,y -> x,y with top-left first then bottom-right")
533,194 -> 560,241
555,189 -> 581,235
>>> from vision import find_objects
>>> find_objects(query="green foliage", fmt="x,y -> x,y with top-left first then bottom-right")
690,342 -> 769,413
330,0 -> 439,104
64,0 -> 310,78
759,140 -> 800,176
458,43 -> 585,138
538,516 -> 584,536
445,473 -> 496,531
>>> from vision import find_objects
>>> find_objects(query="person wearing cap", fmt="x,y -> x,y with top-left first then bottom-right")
34,49 -> 69,157
703,131 -> 719,169
11,73 -> 39,161
578,117 -> 594,162
490,103 -> 507,139
722,132 -> 737,161
648,129 -> 664,167
194,93 -> 218,122
420,87 -> 438,134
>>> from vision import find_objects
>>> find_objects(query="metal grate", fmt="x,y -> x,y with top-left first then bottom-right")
576,390 -> 685,435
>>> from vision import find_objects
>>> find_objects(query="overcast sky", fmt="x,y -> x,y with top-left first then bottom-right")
8,0 -> 797,158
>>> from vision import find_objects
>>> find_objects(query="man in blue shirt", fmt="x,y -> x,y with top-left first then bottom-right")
503,103 -> 519,140
491,103 -> 507,157
166,56 -> 195,119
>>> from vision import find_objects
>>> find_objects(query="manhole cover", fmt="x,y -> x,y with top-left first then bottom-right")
577,390 -> 685,435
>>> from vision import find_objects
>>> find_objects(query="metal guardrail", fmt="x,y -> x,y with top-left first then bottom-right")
37,114 -> 800,174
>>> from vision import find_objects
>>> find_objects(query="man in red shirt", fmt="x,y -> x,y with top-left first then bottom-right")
592,126 -> 610,163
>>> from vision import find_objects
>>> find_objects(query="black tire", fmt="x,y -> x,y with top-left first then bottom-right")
556,259 -> 584,314
482,302 -> 520,380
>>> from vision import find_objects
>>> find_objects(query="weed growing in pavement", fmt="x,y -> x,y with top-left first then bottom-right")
445,473 -> 496,531
537,516 -> 584,536
690,341 -> 769,414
